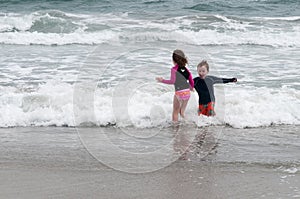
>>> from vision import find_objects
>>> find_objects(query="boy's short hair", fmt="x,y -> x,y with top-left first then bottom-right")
197,60 -> 209,72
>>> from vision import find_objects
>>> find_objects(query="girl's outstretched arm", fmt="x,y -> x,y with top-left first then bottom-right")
161,67 -> 176,84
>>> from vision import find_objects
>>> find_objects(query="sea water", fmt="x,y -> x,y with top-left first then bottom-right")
0,0 -> 299,128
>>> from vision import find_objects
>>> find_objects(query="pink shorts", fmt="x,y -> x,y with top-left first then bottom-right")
175,89 -> 191,101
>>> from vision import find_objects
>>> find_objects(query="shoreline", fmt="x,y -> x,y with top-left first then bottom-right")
1,162 -> 299,198
0,126 -> 299,198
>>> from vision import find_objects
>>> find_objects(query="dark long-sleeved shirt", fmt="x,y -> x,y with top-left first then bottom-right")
162,65 -> 194,91
193,75 -> 235,105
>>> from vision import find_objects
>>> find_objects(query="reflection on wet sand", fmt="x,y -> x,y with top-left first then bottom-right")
172,124 -> 218,161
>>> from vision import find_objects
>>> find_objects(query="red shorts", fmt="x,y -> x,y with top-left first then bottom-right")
198,102 -> 215,116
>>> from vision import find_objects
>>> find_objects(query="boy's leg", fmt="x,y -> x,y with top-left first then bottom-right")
207,102 -> 216,116
198,104 -> 204,116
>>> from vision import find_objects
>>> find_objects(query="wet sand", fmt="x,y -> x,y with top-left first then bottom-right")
0,127 -> 299,199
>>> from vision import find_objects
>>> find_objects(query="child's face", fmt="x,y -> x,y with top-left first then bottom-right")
197,65 -> 208,79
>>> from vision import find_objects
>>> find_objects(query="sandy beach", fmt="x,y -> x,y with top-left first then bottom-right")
1,127 -> 299,199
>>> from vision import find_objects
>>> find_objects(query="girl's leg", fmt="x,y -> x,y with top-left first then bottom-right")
179,99 -> 189,119
172,95 -> 180,122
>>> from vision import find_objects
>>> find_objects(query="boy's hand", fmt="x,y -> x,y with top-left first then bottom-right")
232,78 -> 237,82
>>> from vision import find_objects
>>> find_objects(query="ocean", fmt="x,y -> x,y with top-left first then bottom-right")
0,0 -> 300,173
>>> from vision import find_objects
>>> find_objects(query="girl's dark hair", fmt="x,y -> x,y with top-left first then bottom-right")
197,60 -> 209,72
172,49 -> 188,68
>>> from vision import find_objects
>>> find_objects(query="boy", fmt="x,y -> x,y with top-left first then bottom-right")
193,60 -> 237,116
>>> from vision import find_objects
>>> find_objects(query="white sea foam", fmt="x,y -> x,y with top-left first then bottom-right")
223,86 -> 300,128
175,29 -> 300,47
0,28 -> 296,47
0,31 -> 118,45
255,16 -> 300,21
0,13 -> 34,32
0,12 -> 299,46
0,82 -> 299,128
284,168 -> 298,174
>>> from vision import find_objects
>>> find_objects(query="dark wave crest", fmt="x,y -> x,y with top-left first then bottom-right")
185,0 -> 300,17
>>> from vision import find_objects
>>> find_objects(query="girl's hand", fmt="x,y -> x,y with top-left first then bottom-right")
156,77 -> 163,82
190,87 -> 194,92
232,78 -> 237,82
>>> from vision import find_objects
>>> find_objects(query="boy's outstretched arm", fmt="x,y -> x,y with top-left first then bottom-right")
212,76 -> 237,84
221,77 -> 237,83
231,78 -> 237,82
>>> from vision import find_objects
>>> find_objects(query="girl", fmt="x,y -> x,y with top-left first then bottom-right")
194,60 -> 237,116
156,49 -> 194,122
